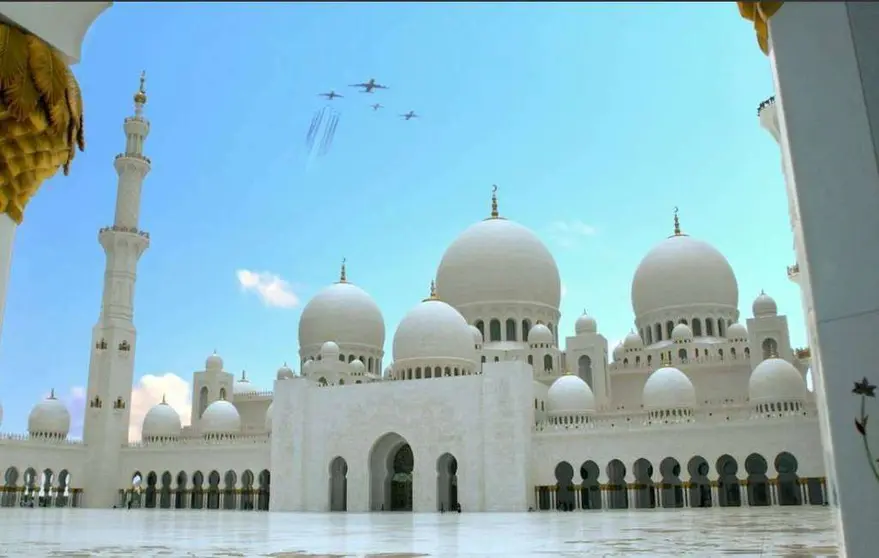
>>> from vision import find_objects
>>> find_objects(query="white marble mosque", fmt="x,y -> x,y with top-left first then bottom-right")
0,73 -> 828,515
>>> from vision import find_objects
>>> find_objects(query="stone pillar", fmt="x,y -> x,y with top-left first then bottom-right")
765,3 -> 879,556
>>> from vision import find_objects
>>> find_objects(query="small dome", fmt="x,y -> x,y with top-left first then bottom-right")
623,331 -> 643,350
642,367 -> 696,411
303,358 -> 314,372
727,323 -> 748,341
547,374 -> 595,414
575,312 -> 598,335
201,400 -> 241,436
320,341 -> 340,360
28,390 -> 71,437
469,324 -> 484,346
276,363 -> 295,380
529,323 -> 553,346
612,343 -> 624,362
349,359 -> 366,375
265,402 -> 273,432
749,358 -> 807,404
393,295 -> 477,363
752,291 -> 778,318
233,371 -> 259,395
142,397 -> 182,439
672,323 -> 693,343
205,351 -> 223,371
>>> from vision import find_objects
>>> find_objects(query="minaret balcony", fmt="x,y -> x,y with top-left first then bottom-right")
114,152 -> 151,164
787,262 -> 800,280
99,225 -> 150,239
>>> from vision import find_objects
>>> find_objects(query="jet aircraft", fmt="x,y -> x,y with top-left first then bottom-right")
370,103 -> 384,111
400,110 -> 419,121
319,90 -> 343,100
349,78 -> 389,93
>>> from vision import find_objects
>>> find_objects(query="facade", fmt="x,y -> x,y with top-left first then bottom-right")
0,81 -> 827,513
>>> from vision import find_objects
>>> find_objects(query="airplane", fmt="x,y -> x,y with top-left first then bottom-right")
370,103 -> 384,111
349,78 -> 389,93
319,90 -> 344,100
400,110 -> 419,121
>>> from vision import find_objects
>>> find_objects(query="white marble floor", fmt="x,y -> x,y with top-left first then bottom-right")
0,507 -> 839,557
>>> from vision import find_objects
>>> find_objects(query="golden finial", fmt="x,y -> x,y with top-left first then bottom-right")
241,370 -> 248,381
134,71 -> 147,106
673,206 -> 681,236
48,388 -> 56,399
161,394 -> 167,405
338,258 -> 347,283
423,280 -> 439,302
490,184 -> 499,219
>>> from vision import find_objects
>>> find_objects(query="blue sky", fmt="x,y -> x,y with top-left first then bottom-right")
0,3 -> 800,437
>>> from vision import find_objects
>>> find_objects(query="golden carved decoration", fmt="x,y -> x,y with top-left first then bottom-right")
737,2 -> 785,55
0,22 -> 85,224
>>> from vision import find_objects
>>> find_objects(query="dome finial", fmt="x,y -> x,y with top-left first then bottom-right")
490,184 -> 499,219
49,388 -> 56,399
241,370 -> 247,381
134,70 -> 147,108
673,206 -> 682,236
338,258 -> 347,283
161,394 -> 167,405
423,279 -> 439,302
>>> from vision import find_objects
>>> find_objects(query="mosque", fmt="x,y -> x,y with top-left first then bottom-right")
0,79 -> 826,513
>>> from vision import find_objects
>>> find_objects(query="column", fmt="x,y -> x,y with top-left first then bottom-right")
768,3 -> 879,556
711,484 -> 719,506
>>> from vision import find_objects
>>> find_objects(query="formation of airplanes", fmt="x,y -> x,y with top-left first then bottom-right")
317,77 -> 418,121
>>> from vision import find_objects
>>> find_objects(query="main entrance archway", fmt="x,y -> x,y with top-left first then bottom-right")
369,432 -> 414,511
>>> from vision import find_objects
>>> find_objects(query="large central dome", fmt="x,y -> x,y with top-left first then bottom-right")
436,213 -> 561,310
631,229 -> 738,320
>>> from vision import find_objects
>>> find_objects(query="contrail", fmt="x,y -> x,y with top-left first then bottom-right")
305,107 -> 326,151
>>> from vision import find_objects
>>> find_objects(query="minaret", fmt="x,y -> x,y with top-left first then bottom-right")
82,73 -> 152,508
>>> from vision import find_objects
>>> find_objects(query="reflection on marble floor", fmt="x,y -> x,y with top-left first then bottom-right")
0,507 -> 838,557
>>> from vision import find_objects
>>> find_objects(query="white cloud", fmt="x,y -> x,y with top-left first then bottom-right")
236,269 -> 300,309
548,220 -> 596,248
128,373 -> 192,442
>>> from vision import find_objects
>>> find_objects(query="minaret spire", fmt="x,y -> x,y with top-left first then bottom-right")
83,73 -> 153,508
490,185 -> 499,219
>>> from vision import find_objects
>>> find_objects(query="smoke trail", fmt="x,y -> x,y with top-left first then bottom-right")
319,112 -> 340,156
305,107 -> 326,151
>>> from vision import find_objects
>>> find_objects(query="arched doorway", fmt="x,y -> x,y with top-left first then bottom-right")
240,470 -> 255,510
659,457 -> 684,508
223,470 -> 237,510
257,470 -> 271,511
745,453 -> 771,506
775,452 -> 802,505
579,460 -> 601,510
554,461 -> 575,510
716,455 -> 742,507
191,471 -> 204,509
577,355 -> 593,387
329,456 -> 348,512
633,458 -> 656,509
369,432 -> 414,511
174,471 -> 187,509
159,471 -> 172,509
2,467 -> 19,507
687,456 -> 712,507
436,453 -> 458,512
606,459 -> 628,509
207,470 -> 221,509
144,471 -> 157,509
